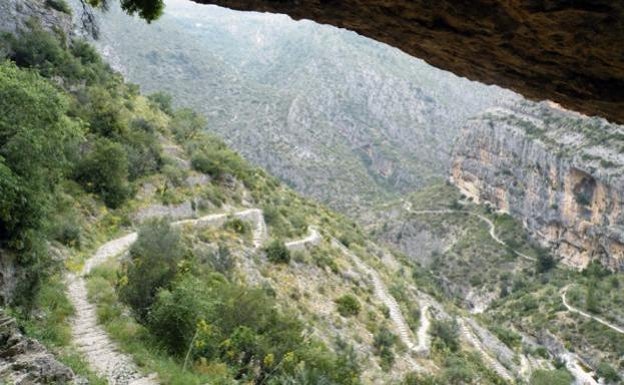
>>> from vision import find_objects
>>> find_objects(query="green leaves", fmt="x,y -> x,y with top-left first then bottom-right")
264,239 -> 291,264
0,62 -> 81,246
73,138 -> 130,208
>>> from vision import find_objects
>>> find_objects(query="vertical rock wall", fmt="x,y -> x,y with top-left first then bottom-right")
451,101 -> 624,270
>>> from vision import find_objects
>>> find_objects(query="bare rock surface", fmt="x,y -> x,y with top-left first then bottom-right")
0,0 -> 73,37
452,100 -> 624,270
0,313 -> 76,384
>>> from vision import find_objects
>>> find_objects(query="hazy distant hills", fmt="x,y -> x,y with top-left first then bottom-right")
81,0 -> 517,212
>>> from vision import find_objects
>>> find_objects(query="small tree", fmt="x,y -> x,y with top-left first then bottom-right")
373,326 -> 397,370
335,294 -> 361,317
536,250 -> 556,273
265,239 -> 290,264
597,362 -> 620,384
586,282 -> 600,313
74,138 -> 131,208
118,218 -> 183,322
148,92 -> 173,115
430,319 -> 459,352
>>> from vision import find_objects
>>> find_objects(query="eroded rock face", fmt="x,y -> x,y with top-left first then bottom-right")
451,101 -> 624,270
191,0 -> 624,124
0,0 -> 73,37
0,312 -> 77,384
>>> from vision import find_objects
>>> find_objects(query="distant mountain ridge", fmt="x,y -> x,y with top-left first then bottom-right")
76,0 -> 517,213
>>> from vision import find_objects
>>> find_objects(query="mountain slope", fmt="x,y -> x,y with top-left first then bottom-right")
75,0 -> 516,213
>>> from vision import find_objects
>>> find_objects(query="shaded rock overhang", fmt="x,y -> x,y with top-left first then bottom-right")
190,0 -> 624,124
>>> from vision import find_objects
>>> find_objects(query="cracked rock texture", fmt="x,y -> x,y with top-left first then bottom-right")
0,312 -> 77,384
451,100 -> 624,271
0,0 -> 72,37
192,0 -> 624,125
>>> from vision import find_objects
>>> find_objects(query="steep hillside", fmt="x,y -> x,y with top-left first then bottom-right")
451,100 -> 624,271
4,2 -> 624,385
0,11 -> 527,385
72,0 -> 516,213
368,183 -> 624,384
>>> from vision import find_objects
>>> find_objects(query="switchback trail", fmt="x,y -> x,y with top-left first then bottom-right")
285,227 -> 321,251
561,285 -> 624,335
458,319 -> 515,382
331,239 -> 423,370
405,207 -> 536,262
68,209 -> 267,385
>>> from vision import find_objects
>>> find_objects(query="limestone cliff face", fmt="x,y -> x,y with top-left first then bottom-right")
0,0 -> 73,37
451,101 -> 624,270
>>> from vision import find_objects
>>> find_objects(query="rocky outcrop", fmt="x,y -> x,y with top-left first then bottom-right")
191,0 -> 624,125
451,100 -> 624,270
0,0 -> 73,37
0,312 -> 76,384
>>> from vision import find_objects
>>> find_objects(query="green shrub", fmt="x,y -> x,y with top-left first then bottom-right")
124,122 -> 163,180
597,362 -> 620,384
335,294 -> 361,317
118,218 -> 183,322
265,239 -> 290,264
373,326 -> 396,370
0,61 -> 80,306
491,325 -> 521,349
530,369 -> 573,385
148,273 -> 359,384
148,92 -> 173,115
430,319 -> 459,352
224,217 -> 250,235
441,355 -> 475,384
0,62 -> 79,247
536,250 -> 556,273
74,138 -> 131,208
50,217 -> 82,247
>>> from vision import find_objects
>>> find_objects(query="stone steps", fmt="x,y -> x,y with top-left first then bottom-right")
459,320 -> 514,382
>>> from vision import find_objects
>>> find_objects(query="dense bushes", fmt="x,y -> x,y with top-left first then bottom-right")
430,319 -> 460,353
0,61 -> 81,305
262,203 -> 308,239
536,250 -> 556,273
189,134 -> 251,183
373,326 -> 396,370
264,239 -> 290,264
529,369 -> 573,385
74,139 -> 131,208
6,24 -> 112,85
0,62 -> 79,245
148,272 -> 360,385
118,219 -> 183,322
335,294 -> 361,317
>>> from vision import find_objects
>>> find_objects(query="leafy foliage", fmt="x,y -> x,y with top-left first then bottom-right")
335,294 -> 361,317
0,62 -> 80,246
373,326 -> 396,370
264,239 -> 291,264
74,138 -> 131,208
430,319 -> 460,353
118,219 -> 183,322
529,369 -> 573,385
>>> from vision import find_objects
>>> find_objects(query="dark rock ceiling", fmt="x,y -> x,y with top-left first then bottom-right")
191,0 -> 624,124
